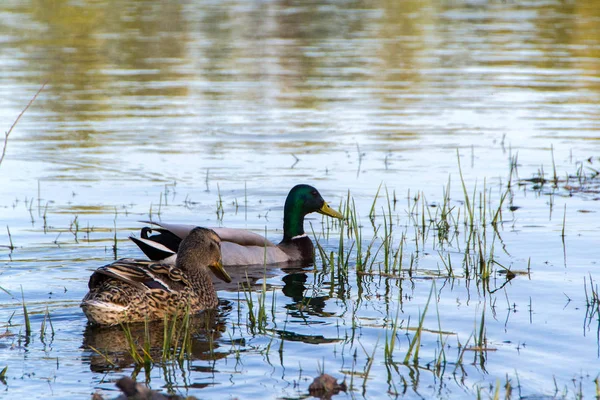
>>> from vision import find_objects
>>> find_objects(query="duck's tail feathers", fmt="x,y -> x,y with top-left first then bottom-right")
82,299 -> 128,312
81,300 -> 128,326
129,227 -> 181,260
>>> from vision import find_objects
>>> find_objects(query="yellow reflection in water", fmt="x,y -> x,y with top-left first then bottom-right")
0,0 -> 598,150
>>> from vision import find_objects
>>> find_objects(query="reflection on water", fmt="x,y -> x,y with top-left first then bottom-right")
82,307 -> 229,374
1,0 -> 598,157
1,0 -> 600,398
81,268 -> 336,371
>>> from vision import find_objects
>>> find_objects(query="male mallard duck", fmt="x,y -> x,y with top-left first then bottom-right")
81,227 -> 231,326
130,184 -> 344,267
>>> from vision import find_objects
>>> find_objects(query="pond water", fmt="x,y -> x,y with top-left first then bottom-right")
1,0 -> 600,398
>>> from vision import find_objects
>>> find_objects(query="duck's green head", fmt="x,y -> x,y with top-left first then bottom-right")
283,184 -> 344,240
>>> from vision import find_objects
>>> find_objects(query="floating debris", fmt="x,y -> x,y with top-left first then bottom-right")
308,374 -> 347,399
92,376 -> 199,400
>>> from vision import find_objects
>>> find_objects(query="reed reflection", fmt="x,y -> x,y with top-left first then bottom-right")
81,305 -> 230,373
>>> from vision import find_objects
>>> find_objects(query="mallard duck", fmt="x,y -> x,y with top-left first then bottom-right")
130,184 -> 344,267
81,227 -> 231,326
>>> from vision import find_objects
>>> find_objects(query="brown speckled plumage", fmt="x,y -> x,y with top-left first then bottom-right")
81,227 -> 231,326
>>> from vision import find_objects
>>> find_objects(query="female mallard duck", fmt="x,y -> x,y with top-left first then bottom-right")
81,227 -> 231,326
130,184 -> 344,267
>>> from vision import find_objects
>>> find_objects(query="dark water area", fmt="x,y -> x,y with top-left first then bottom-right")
1,0 -> 600,398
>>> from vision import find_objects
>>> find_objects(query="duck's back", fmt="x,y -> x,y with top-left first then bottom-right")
81,259 -> 213,326
221,241 -> 289,266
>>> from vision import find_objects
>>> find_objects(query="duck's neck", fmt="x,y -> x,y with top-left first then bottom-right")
283,204 -> 305,242
185,265 -> 211,285
178,260 -> 216,299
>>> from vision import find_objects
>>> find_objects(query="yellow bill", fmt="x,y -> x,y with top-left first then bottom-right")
317,201 -> 344,220
209,260 -> 232,283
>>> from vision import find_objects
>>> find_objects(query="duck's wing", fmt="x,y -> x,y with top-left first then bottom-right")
212,227 -> 276,247
130,221 -> 277,261
140,221 -> 276,246
88,259 -> 189,293
221,242 -> 289,266
148,242 -> 291,267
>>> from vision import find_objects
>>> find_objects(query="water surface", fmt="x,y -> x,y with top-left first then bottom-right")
1,0 -> 600,398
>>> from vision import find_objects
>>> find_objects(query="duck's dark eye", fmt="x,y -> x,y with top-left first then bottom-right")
311,190 -> 318,196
